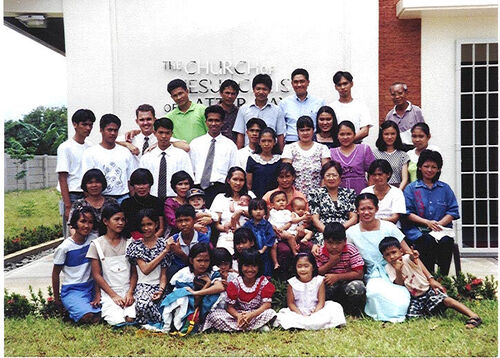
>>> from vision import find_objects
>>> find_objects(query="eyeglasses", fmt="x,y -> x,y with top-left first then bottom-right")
324,174 -> 340,179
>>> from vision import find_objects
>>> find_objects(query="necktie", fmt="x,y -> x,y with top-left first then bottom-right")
158,152 -> 167,199
200,138 -> 216,189
142,136 -> 149,155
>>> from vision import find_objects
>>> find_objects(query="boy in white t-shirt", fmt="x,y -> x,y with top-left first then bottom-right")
81,114 -> 138,204
56,109 -> 96,237
380,236 -> 482,328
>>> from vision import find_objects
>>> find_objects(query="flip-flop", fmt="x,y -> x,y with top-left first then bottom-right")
465,317 -> 482,329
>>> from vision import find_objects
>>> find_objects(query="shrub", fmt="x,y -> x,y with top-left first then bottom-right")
4,286 -> 62,319
437,271 -> 497,300
4,290 -> 35,318
271,278 -> 288,310
5,224 -> 63,255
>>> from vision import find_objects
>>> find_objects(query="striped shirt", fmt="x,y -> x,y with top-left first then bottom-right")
316,243 -> 364,274
53,236 -> 94,285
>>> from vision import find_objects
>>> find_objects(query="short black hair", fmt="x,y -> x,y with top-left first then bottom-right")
270,190 -> 287,204
417,149 -> 443,182
69,206 -> 95,230
333,71 -> 353,85
100,114 -> 121,130
233,227 -> 257,257
320,160 -> 343,179
293,252 -> 319,279
136,104 -> 155,118
355,193 -> 379,209
188,243 -> 213,273
170,170 -> 194,192
72,109 -> 96,124
367,159 -> 393,179
246,117 -> 267,130
323,222 -> 346,242
136,208 -> 159,234
378,236 -> 402,255
212,247 -> 232,267
376,121 -> 404,151
219,79 -> 240,94
205,105 -> 225,120
238,248 -> 264,277
167,79 -> 187,94
411,122 -> 431,136
337,120 -> 356,134
81,169 -> 107,192
275,162 -> 296,178
175,204 -> 196,219
154,117 -> 174,131
296,116 -> 314,130
291,68 -> 309,81
248,199 -> 268,218
129,168 -> 154,186
252,74 -> 272,90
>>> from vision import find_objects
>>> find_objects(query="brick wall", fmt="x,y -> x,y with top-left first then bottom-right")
379,0 -> 421,124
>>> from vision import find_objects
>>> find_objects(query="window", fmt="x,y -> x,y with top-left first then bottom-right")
459,41 -> 498,253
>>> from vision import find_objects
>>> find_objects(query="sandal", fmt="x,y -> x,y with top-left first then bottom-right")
465,317 -> 482,329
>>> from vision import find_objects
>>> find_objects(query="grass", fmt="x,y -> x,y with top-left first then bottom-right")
4,300 -> 497,357
4,188 -> 61,237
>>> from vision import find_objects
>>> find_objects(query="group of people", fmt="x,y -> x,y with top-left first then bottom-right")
51,69 -> 482,332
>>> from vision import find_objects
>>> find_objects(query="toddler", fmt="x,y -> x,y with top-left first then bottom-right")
379,236 -> 482,328
242,199 -> 277,276
230,194 -> 251,229
186,188 -> 216,235
268,192 -> 313,257
232,227 -> 258,272
212,248 -> 239,310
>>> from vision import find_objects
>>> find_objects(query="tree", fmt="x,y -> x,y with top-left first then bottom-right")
5,106 -> 67,178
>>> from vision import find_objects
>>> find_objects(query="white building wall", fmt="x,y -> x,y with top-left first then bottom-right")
62,0 -> 379,144
421,15 -> 498,189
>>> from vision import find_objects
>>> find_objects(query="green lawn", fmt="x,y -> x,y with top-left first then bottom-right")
4,300 -> 497,357
4,188 -> 61,237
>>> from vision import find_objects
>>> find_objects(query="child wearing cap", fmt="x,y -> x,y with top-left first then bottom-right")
186,188 -> 216,236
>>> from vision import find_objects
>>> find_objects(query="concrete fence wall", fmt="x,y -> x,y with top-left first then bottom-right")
4,155 -> 58,192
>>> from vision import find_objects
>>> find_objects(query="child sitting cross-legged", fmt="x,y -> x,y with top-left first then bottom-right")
203,248 -> 277,332
275,252 -> 346,330
379,236 -> 482,328
316,222 -> 366,316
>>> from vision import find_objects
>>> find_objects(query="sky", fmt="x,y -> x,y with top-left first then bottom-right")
1,25 -> 67,122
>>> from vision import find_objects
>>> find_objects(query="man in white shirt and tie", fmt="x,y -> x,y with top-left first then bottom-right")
118,104 -> 189,157
139,117 -> 193,202
190,105 -> 239,207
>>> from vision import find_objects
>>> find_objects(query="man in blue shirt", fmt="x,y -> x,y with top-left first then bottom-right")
279,68 -> 325,143
233,74 -> 286,151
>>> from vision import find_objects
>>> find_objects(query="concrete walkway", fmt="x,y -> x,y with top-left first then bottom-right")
4,253 -> 498,297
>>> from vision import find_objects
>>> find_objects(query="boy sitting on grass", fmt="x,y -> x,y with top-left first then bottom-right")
379,236 -> 482,328
316,222 -> 366,315
167,204 -> 210,279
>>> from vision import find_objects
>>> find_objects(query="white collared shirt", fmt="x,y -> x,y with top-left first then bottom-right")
189,133 -> 239,185
139,145 -> 193,197
131,132 -> 158,158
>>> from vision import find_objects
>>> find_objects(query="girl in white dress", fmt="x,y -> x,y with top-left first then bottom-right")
275,252 -> 346,330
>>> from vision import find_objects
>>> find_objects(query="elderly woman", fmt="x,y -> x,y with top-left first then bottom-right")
309,161 -> 358,251
403,150 -> 459,275
68,169 -> 117,238
361,159 -> 406,224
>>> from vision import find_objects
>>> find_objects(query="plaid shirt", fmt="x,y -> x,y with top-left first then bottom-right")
317,243 -> 364,274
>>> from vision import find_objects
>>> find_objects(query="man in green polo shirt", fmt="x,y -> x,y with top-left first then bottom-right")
167,79 -> 207,143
